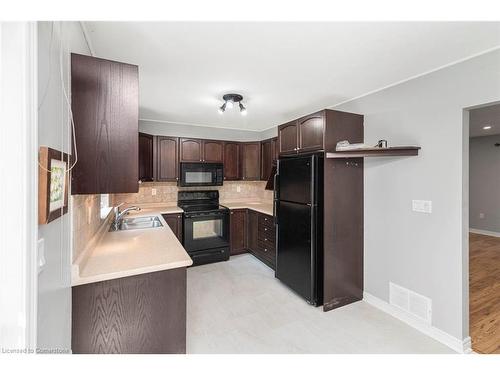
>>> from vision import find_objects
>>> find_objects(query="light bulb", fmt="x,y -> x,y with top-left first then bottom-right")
218,102 -> 226,114
239,102 -> 247,115
225,100 -> 234,110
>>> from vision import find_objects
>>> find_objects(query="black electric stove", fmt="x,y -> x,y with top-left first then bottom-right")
178,190 -> 230,266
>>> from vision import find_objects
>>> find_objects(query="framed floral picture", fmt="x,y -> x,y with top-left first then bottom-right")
38,147 -> 71,224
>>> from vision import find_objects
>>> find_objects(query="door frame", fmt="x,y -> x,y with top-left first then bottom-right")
0,22 -> 38,350
463,100 -> 500,352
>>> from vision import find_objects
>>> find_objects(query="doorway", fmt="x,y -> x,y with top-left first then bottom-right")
468,103 -> 500,354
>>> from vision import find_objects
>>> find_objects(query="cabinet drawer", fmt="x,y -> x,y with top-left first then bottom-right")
258,213 -> 274,227
258,221 -> 275,236
252,245 -> 275,268
258,231 -> 275,245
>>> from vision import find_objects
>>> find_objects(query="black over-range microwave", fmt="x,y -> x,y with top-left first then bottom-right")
179,162 -> 224,187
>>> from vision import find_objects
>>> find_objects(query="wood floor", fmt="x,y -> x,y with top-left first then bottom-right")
469,233 -> 500,354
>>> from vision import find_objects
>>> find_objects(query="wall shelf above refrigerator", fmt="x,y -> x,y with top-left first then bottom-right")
326,146 -> 421,158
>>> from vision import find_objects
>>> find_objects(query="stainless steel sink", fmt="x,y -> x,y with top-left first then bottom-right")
109,216 -> 163,231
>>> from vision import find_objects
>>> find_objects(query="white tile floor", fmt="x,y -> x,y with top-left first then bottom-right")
186,254 -> 454,354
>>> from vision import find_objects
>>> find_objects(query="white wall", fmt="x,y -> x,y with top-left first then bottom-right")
37,21 -> 90,351
334,50 -> 500,342
469,134 -> 500,233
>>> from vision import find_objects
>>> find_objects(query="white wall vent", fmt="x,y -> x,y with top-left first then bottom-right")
389,282 -> 432,324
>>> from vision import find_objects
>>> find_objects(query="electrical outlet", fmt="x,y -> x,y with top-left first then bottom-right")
152,188 -> 157,196
236,185 -> 241,193
412,200 -> 432,213
479,213 -> 485,219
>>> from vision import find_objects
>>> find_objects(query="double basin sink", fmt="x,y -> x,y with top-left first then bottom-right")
110,216 -> 163,232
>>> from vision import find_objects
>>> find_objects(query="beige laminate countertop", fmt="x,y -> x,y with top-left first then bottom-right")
220,201 -> 274,216
72,204 -> 192,287
72,201 -> 273,286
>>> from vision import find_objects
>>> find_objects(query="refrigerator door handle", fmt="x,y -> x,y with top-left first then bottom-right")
274,173 -> 279,199
310,203 -> 317,303
273,173 -> 279,225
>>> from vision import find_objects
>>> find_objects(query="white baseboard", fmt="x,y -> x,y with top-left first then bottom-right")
363,292 -> 472,354
469,228 -> 500,238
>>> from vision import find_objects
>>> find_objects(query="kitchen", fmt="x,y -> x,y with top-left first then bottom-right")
40,21 -> 492,355
4,16 -> 500,361
69,47 -> 367,351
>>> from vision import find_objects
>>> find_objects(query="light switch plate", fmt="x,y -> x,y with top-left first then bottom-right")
479,213 -> 485,219
37,238 -> 46,274
152,188 -> 157,196
412,200 -> 432,213
236,185 -> 241,193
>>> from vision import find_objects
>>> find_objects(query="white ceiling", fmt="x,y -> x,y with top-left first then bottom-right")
470,103 -> 500,137
85,22 -> 500,131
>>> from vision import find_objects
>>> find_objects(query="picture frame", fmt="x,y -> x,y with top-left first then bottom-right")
38,146 -> 71,224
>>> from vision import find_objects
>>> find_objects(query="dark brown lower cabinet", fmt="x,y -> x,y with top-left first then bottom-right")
247,209 -> 259,253
162,213 -> 183,242
229,209 -> 247,255
246,210 -> 276,270
72,267 -> 187,354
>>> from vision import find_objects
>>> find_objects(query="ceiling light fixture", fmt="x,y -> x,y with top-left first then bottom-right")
218,93 -> 247,115
483,125 -> 492,130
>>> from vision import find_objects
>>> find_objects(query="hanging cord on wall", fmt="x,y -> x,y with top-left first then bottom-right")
38,22 -> 54,111
38,22 -> 79,173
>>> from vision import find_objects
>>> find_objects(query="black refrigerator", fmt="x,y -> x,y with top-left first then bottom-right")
275,153 -> 323,306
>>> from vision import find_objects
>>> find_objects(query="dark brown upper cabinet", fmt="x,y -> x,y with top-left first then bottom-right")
179,138 -> 203,162
297,111 -> 325,152
157,136 -> 179,182
223,142 -> 240,180
138,133 -> 154,182
240,142 -> 261,181
71,53 -> 139,194
271,137 -> 278,162
278,121 -> 298,155
203,140 -> 223,162
277,110 -> 363,156
179,138 -> 223,162
260,138 -> 273,181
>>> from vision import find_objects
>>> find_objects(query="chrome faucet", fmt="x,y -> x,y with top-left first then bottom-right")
112,204 -> 141,230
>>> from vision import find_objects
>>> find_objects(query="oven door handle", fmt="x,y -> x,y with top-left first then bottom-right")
185,212 -> 228,219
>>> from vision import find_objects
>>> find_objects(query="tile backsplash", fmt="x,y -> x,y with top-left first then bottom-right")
72,194 -> 107,262
112,181 -> 273,206
71,182 -> 272,262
